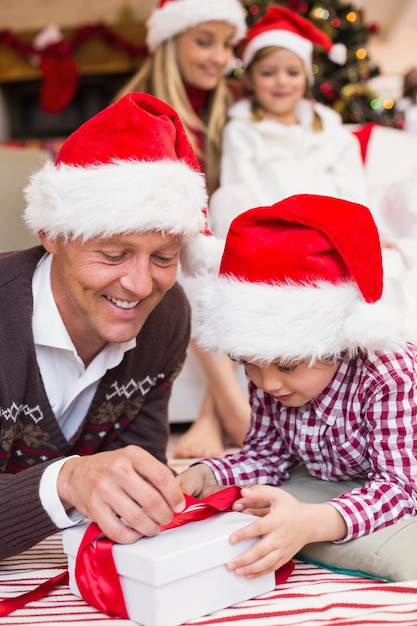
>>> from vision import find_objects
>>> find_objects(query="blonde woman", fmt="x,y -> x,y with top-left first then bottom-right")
117,0 -> 251,458
116,0 -> 246,197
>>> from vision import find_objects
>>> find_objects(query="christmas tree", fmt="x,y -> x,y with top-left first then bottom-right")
241,0 -> 396,126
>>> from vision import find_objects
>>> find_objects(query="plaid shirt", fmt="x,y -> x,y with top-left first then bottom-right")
204,344 -> 417,542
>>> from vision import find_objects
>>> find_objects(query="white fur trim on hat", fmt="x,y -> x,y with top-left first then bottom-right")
24,159 -> 207,241
146,0 -> 247,52
195,275 -> 407,364
243,29 -> 314,83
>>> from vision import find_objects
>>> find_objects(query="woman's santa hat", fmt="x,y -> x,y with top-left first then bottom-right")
24,91 -> 222,274
146,0 -> 247,52
195,194 -> 408,364
242,5 -> 346,84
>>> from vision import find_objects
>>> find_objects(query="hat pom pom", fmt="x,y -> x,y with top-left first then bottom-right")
328,43 -> 347,65
181,234 -> 225,276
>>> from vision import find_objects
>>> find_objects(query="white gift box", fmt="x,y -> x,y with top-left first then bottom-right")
63,511 -> 276,626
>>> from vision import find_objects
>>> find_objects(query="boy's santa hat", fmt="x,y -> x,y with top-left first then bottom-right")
195,194 -> 407,364
146,0 -> 247,52
24,91 -> 222,275
242,5 -> 346,84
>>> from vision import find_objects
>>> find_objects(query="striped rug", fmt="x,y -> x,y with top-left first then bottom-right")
1,532 -> 417,625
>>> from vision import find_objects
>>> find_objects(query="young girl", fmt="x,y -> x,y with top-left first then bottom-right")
116,0 -> 251,459
209,6 -> 369,238
179,193 -> 417,582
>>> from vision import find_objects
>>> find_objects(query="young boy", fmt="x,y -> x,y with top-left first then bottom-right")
178,193 -> 417,581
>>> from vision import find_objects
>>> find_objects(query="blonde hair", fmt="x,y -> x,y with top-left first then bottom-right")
115,38 -> 233,196
245,46 -> 323,132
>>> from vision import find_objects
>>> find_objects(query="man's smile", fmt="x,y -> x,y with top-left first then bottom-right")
105,296 -> 141,310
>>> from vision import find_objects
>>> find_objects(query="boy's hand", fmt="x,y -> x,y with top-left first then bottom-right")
177,463 -> 220,498
226,484 -> 346,579
232,491 -> 271,517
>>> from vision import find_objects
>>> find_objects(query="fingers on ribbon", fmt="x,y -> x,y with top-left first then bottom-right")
130,450 -> 185,513
121,482 -> 174,532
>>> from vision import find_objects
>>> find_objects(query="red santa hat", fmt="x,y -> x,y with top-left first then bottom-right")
24,92 -> 222,275
195,194 -> 407,364
242,6 -> 346,84
146,0 -> 247,52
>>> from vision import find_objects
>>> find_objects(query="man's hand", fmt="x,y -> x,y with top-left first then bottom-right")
57,446 -> 185,544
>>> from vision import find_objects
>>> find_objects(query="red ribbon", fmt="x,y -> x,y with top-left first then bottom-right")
0,570 -> 69,617
75,522 -> 128,617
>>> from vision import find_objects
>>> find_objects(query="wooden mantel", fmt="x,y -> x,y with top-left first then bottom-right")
0,22 -> 147,83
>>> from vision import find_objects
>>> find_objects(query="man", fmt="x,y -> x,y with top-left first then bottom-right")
0,92 -> 220,559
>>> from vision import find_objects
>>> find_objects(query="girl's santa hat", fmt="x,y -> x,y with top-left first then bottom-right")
146,0 -> 247,52
195,194 -> 408,364
24,91 -> 222,274
242,5 -> 346,84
